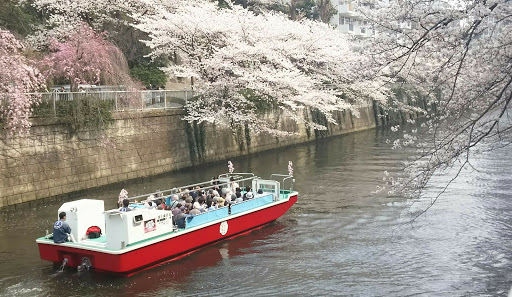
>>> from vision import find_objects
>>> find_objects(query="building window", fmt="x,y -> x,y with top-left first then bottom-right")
339,17 -> 354,25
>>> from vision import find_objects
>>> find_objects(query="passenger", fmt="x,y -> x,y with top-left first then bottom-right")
189,208 -> 201,215
119,199 -> 132,212
182,202 -> 191,211
230,177 -> 239,193
206,195 -> 214,209
212,189 -> 220,197
200,197 -> 207,212
234,192 -> 243,203
217,196 -> 225,207
173,205 -> 193,229
245,192 -> 254,200
170,194 -> 180,208
257,189 -> 264,194
144,194 -> 154,207
189,186 -> 198,200
224,191 -> 233,204
53,212 -> 72,243
243,187 -> 252,200
221,186 -> 229,196
118,189 -> 128,208
193,196 -> 206,212
165,205 -> 172,211
208,201 -> 217,211
171,203 -> 182,219
184,194 -> 193,204
181,189 -> 190,201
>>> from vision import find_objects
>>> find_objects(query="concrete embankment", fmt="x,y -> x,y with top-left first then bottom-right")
0,106 -> 376,207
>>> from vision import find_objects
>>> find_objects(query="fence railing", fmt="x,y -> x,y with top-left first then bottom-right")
26,90 -> 196,116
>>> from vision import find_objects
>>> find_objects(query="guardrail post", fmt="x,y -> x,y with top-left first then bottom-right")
164,91 -> 167,109
52,92 -> 56,116
115,91 -> 118,111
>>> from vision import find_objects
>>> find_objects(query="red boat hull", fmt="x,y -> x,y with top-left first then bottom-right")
38,195 -> 297,275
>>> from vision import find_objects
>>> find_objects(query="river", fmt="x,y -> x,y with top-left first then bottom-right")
0,128 -> 511,296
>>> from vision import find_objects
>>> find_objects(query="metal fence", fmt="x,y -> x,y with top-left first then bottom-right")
28,90 -> 195,116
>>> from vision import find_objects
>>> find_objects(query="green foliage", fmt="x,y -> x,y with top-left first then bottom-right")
185,120 -> 206,165
240,89 -> 277,114
295,0 -> 316,20
130,65 -> 167,89
184,121 -> 198,164
33,96 -> 114,132
58,97 -> 114,132
304,109 -> 311,139
0,0 -> 44,37
225,0 -> 335,23
233,123 -> 245,151
194,120 -> 206,161
244,123 -> 251,149
102,17 -> 169,89
311,108 -> 329,138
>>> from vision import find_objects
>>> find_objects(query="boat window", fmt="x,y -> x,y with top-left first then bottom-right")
134,214 -> 143,223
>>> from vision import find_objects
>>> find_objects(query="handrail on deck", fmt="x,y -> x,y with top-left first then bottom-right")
270,174 -> 294,191
126,175 -> 259,201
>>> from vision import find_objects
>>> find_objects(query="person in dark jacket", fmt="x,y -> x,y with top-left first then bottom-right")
53,212 -> 72,243
119,199 -> 132,212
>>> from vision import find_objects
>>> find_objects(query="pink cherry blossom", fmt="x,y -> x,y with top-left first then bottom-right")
0,29 -> 45,135
39,24 -> 132,91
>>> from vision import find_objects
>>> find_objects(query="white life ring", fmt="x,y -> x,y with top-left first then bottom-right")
219,221 -> 228,235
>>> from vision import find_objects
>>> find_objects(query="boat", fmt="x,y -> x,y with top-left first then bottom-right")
36,172 -> 297,275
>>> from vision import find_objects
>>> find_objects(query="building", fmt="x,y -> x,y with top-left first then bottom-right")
330,0 -> 376,37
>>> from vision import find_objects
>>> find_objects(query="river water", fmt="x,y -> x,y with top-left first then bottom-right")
1,128 -> 511,296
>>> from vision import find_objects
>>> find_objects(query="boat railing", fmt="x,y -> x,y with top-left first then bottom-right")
126,175 -> 259,201
270,174 -> 294,191
218,172 -> 255,179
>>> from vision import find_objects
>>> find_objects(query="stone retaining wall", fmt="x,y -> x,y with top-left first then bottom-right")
0,106 -> 376,207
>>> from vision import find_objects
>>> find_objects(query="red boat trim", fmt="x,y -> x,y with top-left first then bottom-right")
114,219 -> 277,277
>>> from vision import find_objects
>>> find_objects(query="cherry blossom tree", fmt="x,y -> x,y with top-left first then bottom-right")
22,0 -> 152,50
360,0 -> 512,209
0,29 -> 45,134
40,24 -> 133,91
133,0 -> 389,135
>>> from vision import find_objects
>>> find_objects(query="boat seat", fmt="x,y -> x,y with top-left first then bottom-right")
80,235 -> 107,248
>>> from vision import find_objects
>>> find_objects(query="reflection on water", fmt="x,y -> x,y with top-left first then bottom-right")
1,128 -> 512,296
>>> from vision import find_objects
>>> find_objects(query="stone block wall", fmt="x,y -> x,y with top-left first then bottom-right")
0,105 -> 376,208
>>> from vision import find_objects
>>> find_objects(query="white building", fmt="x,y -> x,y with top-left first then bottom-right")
330,0 -> 376,37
